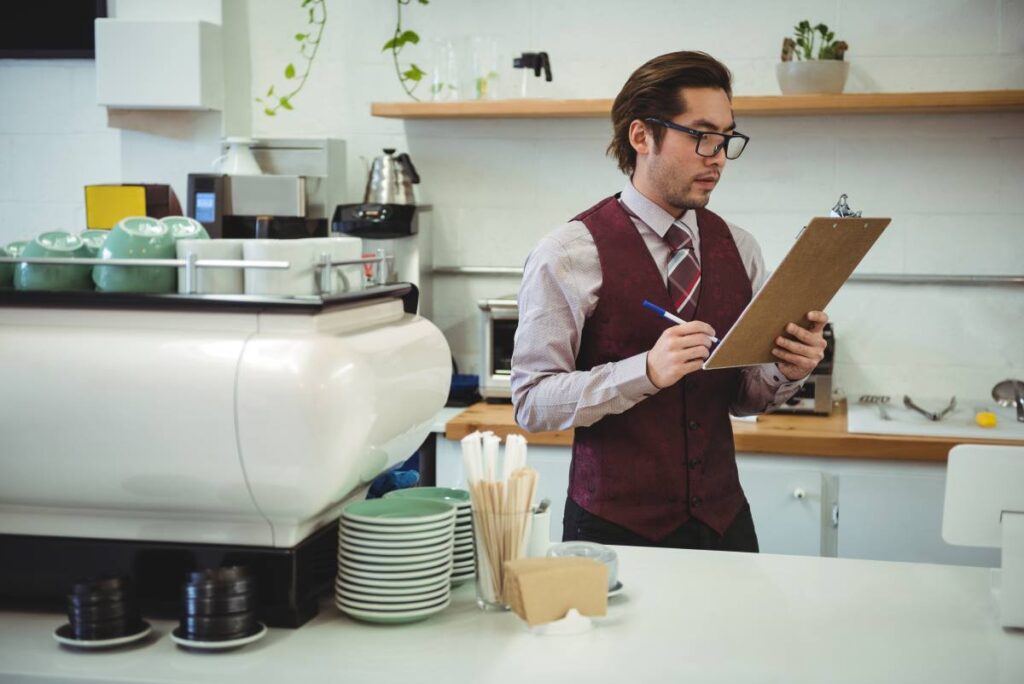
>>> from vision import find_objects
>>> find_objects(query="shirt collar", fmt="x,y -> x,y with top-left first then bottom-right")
620,180 -> 697,240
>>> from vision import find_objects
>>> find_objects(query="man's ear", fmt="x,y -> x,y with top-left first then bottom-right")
628,119 -> 652,156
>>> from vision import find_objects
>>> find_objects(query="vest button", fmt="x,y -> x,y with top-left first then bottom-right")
688,459 -> 701,470
687,420 -> 700,430
690,496 -> 702,507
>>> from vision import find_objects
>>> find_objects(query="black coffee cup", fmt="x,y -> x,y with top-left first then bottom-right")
180,612 -> 257,639
182,593 -> 253,616
71,616 -> 144,641
68,599 -> 134,623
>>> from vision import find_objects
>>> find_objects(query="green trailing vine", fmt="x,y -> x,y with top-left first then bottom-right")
256,0 -> 327,116
383,0 -> 429,101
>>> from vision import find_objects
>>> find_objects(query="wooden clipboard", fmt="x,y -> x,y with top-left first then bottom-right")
704,216 -> 891,370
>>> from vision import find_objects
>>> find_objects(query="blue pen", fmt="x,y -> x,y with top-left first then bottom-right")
642,300 -> 720,343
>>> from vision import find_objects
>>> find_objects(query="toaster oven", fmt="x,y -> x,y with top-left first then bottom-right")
478,296 -> 518,401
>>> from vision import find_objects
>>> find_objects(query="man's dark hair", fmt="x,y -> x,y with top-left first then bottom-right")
608,51 -> 733,175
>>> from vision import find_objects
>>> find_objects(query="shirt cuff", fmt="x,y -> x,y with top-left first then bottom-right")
616,352 -> 660,401
760,363 -> 806,390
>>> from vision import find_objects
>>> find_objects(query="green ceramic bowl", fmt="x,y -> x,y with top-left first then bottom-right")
161,216 -> 210,241
383,487 -> 471,508
341,499 -> 456,526
0,245 -> 13,288
93,217 -> 176,293
78,229 -> 109,258
6,240 -> 28,258
14,231 -> 93,291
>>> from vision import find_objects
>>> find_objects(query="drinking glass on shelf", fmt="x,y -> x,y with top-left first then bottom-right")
430,39 -> 460,102
468,36 -> 500,100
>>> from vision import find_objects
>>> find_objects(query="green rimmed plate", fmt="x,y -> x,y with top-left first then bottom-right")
336,596 -> 451,624
339,571 -> 451,590
337,575 -> 450,595
341,522 -> 455,542
339,544 -> 452,567
384,487 -> 471,508
339,538 -> 453,558
337,590 -> 450,613
342,498 -> 456,526
339,559 -> 452,582
340,530 -> 453,550
336,583 -> 449,606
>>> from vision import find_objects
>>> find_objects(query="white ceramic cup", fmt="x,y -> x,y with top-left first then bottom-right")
242,239 -> 318,297
176,239 -> 245,295
526,509 -> 551,558
243,238 -> 365,297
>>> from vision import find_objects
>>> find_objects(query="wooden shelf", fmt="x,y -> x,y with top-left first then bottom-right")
371,90 -> 1024,119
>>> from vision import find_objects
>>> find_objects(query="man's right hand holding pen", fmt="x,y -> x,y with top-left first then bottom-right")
645,320 -> 718,389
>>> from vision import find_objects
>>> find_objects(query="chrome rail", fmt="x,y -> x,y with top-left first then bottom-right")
0,252 -> 395,295
431,265 -> 1024,286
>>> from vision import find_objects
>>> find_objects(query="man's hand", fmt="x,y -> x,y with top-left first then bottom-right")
772,310 -> 829,381
646,321 -> 717,389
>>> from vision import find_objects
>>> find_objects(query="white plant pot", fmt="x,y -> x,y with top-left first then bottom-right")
776,61 -> 850,95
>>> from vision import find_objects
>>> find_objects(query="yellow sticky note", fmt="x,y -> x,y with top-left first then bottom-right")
85,186 -> 147,230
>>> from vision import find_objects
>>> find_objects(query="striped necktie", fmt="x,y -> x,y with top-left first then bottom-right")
664,221 -> 701,321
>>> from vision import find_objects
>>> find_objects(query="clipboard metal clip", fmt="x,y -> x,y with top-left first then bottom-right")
829,193 -> 862,218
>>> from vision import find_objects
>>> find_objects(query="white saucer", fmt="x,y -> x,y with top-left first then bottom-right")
170,623 -> 267,651
608,580 -> 624,597
53,621 -> 152,649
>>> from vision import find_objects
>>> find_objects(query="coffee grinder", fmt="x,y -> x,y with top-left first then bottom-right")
187,138 -> 346,239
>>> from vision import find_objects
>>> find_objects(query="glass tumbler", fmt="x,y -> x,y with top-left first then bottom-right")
473,509 -> 533,611
430,39 -> 460,101
468,36 -> 500,100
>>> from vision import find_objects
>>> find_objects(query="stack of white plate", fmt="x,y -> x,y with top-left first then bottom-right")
384,487 -> 475,585
336,498 -> 455,624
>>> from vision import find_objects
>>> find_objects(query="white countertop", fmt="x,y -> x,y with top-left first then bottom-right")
1,547 -> 1021,684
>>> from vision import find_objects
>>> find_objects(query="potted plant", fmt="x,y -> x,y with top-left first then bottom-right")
777,21 -> 849,95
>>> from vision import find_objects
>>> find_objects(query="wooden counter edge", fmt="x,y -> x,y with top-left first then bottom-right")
444,401 -> 1024,462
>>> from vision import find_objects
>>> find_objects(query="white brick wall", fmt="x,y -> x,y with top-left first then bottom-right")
2,0 -> 1022,400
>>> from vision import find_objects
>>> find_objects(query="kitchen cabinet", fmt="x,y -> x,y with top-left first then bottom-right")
836,467 -> 1000,566
736,462 -> 837,557
95,19 -> 223,110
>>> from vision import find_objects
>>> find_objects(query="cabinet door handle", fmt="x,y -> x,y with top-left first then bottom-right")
832,503 -> 840,528
793,488 -> 806,500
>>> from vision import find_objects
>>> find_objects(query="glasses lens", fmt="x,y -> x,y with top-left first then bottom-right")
695,133 -> 724,157
725,135 -> 748,160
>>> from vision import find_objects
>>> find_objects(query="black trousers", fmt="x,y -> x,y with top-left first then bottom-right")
562,497 -> 759,552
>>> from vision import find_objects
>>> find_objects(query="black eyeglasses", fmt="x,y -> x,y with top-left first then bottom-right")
644,117 -> 750,160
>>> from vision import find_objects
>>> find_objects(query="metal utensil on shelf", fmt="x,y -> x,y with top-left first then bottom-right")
903,395 -> 957,422
858,394 -> 891,421
992,379 -> 1024,423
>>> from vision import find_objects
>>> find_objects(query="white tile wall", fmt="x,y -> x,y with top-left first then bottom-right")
2,0 -> 1022,400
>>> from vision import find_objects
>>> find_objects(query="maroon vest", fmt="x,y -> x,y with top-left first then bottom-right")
569,195 -> 752,540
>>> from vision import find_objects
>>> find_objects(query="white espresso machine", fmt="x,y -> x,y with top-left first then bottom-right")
0,285 -> 449,626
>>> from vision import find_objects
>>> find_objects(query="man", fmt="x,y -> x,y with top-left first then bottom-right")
510,51 -> 828,552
